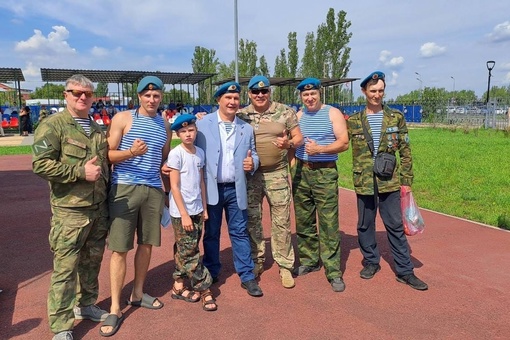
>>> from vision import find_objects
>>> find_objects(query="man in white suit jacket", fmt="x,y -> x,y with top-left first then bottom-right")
195,81 -> 263,297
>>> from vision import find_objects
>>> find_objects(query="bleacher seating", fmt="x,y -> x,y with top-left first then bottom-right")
9,117 -> 19,129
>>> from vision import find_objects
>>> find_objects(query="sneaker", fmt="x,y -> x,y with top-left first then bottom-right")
396,273 -> 428,291
241,279 -> 263,297
253,262 -> 265,278
360,263 -> 381,279
294,265 -> 321,276
330,277 -> 346,292
73,304 -> 109,322
52,331 -> 73,340
279,268 -> 295,289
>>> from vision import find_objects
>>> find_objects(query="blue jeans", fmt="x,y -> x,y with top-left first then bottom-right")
203,183 -> 255,283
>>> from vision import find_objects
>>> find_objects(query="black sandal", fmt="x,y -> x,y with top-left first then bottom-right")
201,290 -> 217,312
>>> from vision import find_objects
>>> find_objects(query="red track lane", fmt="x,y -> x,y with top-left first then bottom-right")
1,155 -> 509,340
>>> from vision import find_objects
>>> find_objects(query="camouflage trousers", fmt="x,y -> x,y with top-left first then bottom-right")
171,214 -> 212,292
247,168 -> 295,270
48,204 -> 108,334
291,163 -> 342,280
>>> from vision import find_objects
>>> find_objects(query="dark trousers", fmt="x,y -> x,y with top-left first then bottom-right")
356,190 -> 414,276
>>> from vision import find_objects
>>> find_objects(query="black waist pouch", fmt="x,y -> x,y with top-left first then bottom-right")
374,153 -> 396,178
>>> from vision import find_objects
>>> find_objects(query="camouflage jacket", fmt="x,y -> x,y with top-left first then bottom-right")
32,109 -> 109,207
347,105 -> 413,195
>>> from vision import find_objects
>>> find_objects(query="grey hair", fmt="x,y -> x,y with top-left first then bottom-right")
65,74 -> 94,91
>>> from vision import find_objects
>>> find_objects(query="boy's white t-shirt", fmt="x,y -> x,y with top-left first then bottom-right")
166,144 -> 205,218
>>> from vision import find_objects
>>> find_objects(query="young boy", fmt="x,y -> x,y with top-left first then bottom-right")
166,114 -> 217,311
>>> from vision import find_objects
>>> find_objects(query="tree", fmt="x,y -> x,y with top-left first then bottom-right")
30,83 -> 66,99
162,88 -> 192,106
258,55 -> 270,77
297,8 -> 352,103
300,32 -> 317,77
482,85 -> 510,105
96,82 -> 108,97
287,32 -> 298,77
192,46 -> 219,104
273,49 -> 291,103
238,39 -> 258,77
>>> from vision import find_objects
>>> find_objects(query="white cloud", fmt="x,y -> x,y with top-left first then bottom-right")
23,61 -> 40,77
419,42 -> 446,58
91,46 -> 109,58
387,71 -> 398,86
15,26 -> 76,56
378,50 -> 404,69
504,72 -> 510,84
487,21 -> 510,42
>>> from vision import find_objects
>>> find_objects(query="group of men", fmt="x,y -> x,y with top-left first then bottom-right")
33,71 -> 427,340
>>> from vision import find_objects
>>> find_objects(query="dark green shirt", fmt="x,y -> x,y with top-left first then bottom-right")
32,109 -> 109,207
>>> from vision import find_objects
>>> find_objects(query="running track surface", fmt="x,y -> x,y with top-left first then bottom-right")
0,155 -> 508,340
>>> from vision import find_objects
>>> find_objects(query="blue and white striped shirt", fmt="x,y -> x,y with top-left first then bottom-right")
111,110 -> 167,188
74,117 -> 91,136
296,104 -> 337,162
367,111 -> 383,159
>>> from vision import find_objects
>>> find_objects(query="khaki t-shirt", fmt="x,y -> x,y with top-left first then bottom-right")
238,102 -> 299,172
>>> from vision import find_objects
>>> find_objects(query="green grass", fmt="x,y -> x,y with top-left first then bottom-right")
0,140 -> 181,156
2,129 -> 508,227
337,127 -> 510,227
0,145 -> 32,155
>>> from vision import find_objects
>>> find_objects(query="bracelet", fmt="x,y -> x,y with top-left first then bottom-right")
129,148 -> 135,156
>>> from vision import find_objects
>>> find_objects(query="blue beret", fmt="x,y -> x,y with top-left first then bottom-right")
214,81 -> 241,98
360,71 -> 385,88
171,114 -> 197,131
137,76 -> 163,93
296,78 -> 321,92
248,75 -> 270,90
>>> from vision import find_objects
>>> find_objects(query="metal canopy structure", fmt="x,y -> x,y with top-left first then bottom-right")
40,68 -> 215,85
0,68 -> 25,82
213,76 -> 359,87
0,68 -> 25,108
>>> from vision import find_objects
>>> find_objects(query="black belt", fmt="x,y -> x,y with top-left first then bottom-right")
297,159 -> 337,170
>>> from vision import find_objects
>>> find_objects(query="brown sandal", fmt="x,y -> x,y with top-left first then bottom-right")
171,286 -> 200,303
201,290 -> 217,312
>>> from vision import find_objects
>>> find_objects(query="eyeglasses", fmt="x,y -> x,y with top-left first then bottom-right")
251,89 -> 269,95
65,90 -> 94,98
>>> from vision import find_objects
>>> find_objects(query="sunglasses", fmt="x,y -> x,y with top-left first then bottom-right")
65,90 -> 94,98
251,89 -> 269,95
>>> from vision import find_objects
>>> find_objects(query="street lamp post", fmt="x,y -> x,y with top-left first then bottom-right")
485,61 -> 495,128
415,72 -> 423,96
485,61 -> 495,104
450,76 -> 455,92
234,0 -> 239,83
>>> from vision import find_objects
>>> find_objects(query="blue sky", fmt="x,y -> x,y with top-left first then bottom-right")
0,0 -> 509,99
